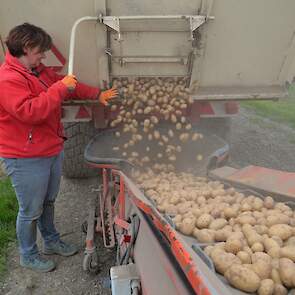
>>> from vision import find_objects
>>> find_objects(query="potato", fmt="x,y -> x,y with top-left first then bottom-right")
251,260 -> 272,279
177,203 -> 190,214
192,227 -> 200,238
196,214 -> 212,229
275,202 -> 290,212
224,207 -> 238,219
279,258 -> 295,288
263,238 -> 280,252
273,284 -> 288,295
280,245 -> 295,261
254,225 -> 269,235
264,196 -> 275,209
232,224 -> 242,232
257,217 -> 268,225
215,229 -> 232,242
209,218 -> 227,230
228,231 -> 244,241
237,251 -> 251,264
236,215 -> 256,225
253,198 -> 264,211
267,214 -> 290,227
271,268 -> 282,284
269,224 -> 293,241
172,214 -> 182,224
253,211 -> 264,219
272,236 -> 283,247
258,279 -> 275,295
246,232 -> 263,247
191,133 -> 199,141
268,246 -> 281,259
211,249 -> 241,275
191,207 -> 202,218
271,258 -> 280,269
225,239 -> 243,254
252,242 -> 264,252
165,204 -> 178,215
243,246 -> 253,256
252,252 -> 272,264
170,195 -> 180,205
194,229 -> 215,243
210,208 -> 222,219
285,236 -> 295,246
179,218 -> 195,236
196,196 -> 206,205
179,133 -> 189,143
241,202 -> 252,212
224,264 -> 261,292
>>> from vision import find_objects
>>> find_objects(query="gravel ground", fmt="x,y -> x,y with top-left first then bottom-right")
1,106 -> 295,295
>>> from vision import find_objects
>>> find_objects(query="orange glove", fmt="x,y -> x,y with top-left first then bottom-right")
61,75 -> 77,90
99,87 -> 118,106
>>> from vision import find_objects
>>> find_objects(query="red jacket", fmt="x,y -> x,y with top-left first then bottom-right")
0,52 -> 100,158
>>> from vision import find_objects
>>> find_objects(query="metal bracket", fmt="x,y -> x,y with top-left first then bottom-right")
101,15 -> 122,41
98,14 -> 214,42
112,56 -> 188,67
189,16 -> 208,40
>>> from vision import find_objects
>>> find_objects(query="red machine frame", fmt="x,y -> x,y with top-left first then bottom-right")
83,163 -> 215,295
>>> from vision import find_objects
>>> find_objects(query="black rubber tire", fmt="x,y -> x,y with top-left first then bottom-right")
63,122 -> 98,178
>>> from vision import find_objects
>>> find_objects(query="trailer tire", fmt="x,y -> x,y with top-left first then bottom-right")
63,122 -> 97,178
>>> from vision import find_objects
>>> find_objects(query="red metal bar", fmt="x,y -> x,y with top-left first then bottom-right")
119,175 -> 125,219
85,239 -> 94,249
114,216 -> 129,230
86,162 -> 118,170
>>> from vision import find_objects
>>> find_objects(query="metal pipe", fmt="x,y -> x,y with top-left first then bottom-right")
68,16 -> 98,75
103,15 -> 213,20
0,34 -> 6,56
206,0 -> 215,19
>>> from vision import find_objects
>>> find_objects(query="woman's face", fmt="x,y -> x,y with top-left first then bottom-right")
23,46 -> 46,69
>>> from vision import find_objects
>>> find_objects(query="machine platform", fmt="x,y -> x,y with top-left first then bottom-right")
209,165 -> 295,204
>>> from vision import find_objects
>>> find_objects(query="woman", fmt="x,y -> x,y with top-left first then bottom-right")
0,23 -> 117,272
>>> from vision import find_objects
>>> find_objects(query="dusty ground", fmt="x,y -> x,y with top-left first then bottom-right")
2,107 -> 295,295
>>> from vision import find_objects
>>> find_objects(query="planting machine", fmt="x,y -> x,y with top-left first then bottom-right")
82,136 -> 295,295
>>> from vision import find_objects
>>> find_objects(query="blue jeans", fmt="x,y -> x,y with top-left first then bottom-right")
0,151 -> 63,259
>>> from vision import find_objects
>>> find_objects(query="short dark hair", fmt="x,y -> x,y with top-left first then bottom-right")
6,23 -> 52,57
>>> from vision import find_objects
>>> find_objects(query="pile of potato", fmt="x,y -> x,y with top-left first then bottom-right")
134,169 -> 295,295
109,77 -> 204,168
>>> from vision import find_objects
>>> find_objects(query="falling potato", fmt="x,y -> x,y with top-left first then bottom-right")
109,77 -> 202,167
185,124 -> 192,130
111,105 -> 117,112
176,123 -> 182,130
196,154 -> 203,161
192,133 -> 199,141
154,130 -> 160,139
179,133 -> 189,142
168,130 -> 174,138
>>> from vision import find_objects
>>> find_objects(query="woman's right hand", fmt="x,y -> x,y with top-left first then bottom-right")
61,75 -> 77,90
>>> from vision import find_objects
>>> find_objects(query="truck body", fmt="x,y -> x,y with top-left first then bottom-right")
1,0 -> 295,177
